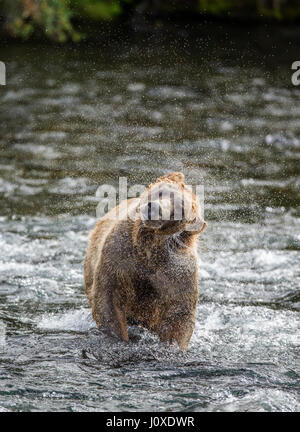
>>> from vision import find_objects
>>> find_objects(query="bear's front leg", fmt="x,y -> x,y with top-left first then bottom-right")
92,270 -> 129,342
157,309 -> 196,350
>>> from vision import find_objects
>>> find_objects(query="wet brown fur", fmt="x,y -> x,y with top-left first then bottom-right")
84,172 -> 206,350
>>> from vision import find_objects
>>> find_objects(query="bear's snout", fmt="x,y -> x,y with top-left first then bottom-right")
141,201 -> 162,221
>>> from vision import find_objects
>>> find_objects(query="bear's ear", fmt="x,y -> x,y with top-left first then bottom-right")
156,172 -> 185,184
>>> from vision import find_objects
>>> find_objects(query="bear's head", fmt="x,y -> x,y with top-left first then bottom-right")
137,172 -> 207,236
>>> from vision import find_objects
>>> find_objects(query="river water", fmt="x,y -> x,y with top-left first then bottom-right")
0,25 -> 299,411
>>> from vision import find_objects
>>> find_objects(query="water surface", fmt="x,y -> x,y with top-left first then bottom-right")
0,25 -> 299,411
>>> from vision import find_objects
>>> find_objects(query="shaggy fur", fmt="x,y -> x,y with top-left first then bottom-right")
84,172 -> 207,350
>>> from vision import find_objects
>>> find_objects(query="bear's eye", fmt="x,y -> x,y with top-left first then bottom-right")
159,191 -> 163,198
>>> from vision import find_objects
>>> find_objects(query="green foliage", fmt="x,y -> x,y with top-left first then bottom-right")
198,0 -> 233,15
38,0 -> 80,42
198,0 -> 300,20
72,0 -> 122,21
1,1 -> 300,42
3,0 -> 81,42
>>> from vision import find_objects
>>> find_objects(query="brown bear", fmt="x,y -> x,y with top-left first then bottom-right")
84,172 -> 207,350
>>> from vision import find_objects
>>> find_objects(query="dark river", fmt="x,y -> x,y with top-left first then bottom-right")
0,24 -> 299,411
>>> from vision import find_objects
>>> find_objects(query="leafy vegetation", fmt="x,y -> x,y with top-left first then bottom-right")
1,0 -> 300,42
2,0 -> 80,41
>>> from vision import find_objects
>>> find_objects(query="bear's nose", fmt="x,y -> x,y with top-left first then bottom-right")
147,201 -> 162,220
